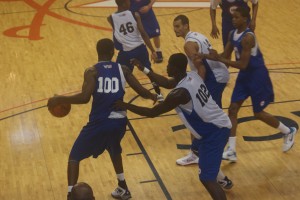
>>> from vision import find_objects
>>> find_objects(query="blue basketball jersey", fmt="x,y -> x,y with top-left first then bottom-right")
89,61 -> 126,122
230,28 -> 265,72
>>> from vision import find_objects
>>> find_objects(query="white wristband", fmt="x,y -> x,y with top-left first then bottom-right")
143,67 -> 150,75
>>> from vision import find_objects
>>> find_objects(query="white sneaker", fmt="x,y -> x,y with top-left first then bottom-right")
282,127 -> 297,152
176,151 -> 199,166
222,147 -> 237,162
111,186 -> 131,200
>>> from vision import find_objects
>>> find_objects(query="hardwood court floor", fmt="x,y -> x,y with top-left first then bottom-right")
1,0 -> 300,199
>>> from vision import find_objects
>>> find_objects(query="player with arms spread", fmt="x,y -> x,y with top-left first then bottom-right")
116,53 -> 232,200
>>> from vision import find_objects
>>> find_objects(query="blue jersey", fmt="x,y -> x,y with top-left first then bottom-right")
230,28 -> 274,112
89,61 -> 126,122
230,28 -> 265,73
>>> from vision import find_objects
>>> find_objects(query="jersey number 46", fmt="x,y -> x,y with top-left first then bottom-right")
119,22 -> 134,35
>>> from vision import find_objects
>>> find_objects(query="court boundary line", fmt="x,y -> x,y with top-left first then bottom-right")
127,121 -> 172,200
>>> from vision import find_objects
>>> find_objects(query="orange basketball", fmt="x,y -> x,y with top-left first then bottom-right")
48,104 -> 71,118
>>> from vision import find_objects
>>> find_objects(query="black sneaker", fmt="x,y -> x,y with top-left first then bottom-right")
156,51 -> 163,63
218,176 -> 233,190
111,186 -> 132,200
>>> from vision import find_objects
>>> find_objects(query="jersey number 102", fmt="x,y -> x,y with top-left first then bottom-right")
196,84 -> 210,107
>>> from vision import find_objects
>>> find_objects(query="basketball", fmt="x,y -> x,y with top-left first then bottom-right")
48,104 -> 71,118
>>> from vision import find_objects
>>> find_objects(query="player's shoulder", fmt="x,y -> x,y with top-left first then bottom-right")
85,66 -> 97,74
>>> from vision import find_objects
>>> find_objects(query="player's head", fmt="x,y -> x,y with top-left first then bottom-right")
232,6 -> 250,28
96,38 -> 114,60
70,182 -> 95,200
115,0 -> 130,10
167,53 -> 188,78
173,15 -> 190,38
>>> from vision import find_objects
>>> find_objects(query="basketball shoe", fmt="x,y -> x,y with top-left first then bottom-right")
111,186 -> 132,200
176,151 -> 199,166
282,127 -> 297,152
222,147 -> 237,162
218,176 -> 234,190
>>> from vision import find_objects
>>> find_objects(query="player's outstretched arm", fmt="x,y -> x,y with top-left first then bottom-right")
47,67 -> 96,108
121,65 -> 157,102
114,88 -> 190,118
218,34 -> 254,70
130,59 -> 177,89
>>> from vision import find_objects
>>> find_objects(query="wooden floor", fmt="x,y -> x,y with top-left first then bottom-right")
1,0 -> 300,199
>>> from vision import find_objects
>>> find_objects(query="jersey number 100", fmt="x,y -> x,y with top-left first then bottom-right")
97,77 -> 119,93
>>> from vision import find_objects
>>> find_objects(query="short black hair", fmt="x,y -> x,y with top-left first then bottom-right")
168,53 -> 188,72
96,38 -> 114,56
174,15 -> 189,26
115,0 -> 124,7
235,6 -> 250,20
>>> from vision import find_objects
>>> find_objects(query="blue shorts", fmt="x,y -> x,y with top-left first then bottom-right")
231,68 -> 274,113
195,128 -> 230,181
69,118 -> 127,161
140,10 -> 160,38
116,44 -> 151,71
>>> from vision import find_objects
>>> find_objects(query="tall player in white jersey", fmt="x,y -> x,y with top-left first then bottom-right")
108,0 -> 163,101
115,53 -> 232,200
172,15 -> 231,169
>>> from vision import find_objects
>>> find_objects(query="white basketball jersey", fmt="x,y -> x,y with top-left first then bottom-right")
185,31 -> 229,83
111,10 -> 144,51
174,72 -> 232,139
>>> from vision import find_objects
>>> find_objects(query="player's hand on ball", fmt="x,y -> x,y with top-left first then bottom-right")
47,95 -> 60,108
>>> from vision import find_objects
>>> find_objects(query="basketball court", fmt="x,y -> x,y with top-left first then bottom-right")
1,0 -> 300,199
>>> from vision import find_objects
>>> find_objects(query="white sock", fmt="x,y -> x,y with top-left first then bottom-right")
217,170 -> 225,181
277,122 -> 290,134
228,137 -> 236,151
156,48 -> 161,52
68,186 -> 73,193
117,173 -> 125,181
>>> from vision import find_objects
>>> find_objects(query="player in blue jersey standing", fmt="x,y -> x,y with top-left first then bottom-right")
210,0 -> 258,48
115,53 -> 232,200
204,6 -> 297,161
108,0 -> 163,101
47,38 -> 157,200
130,0 -> 163,63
